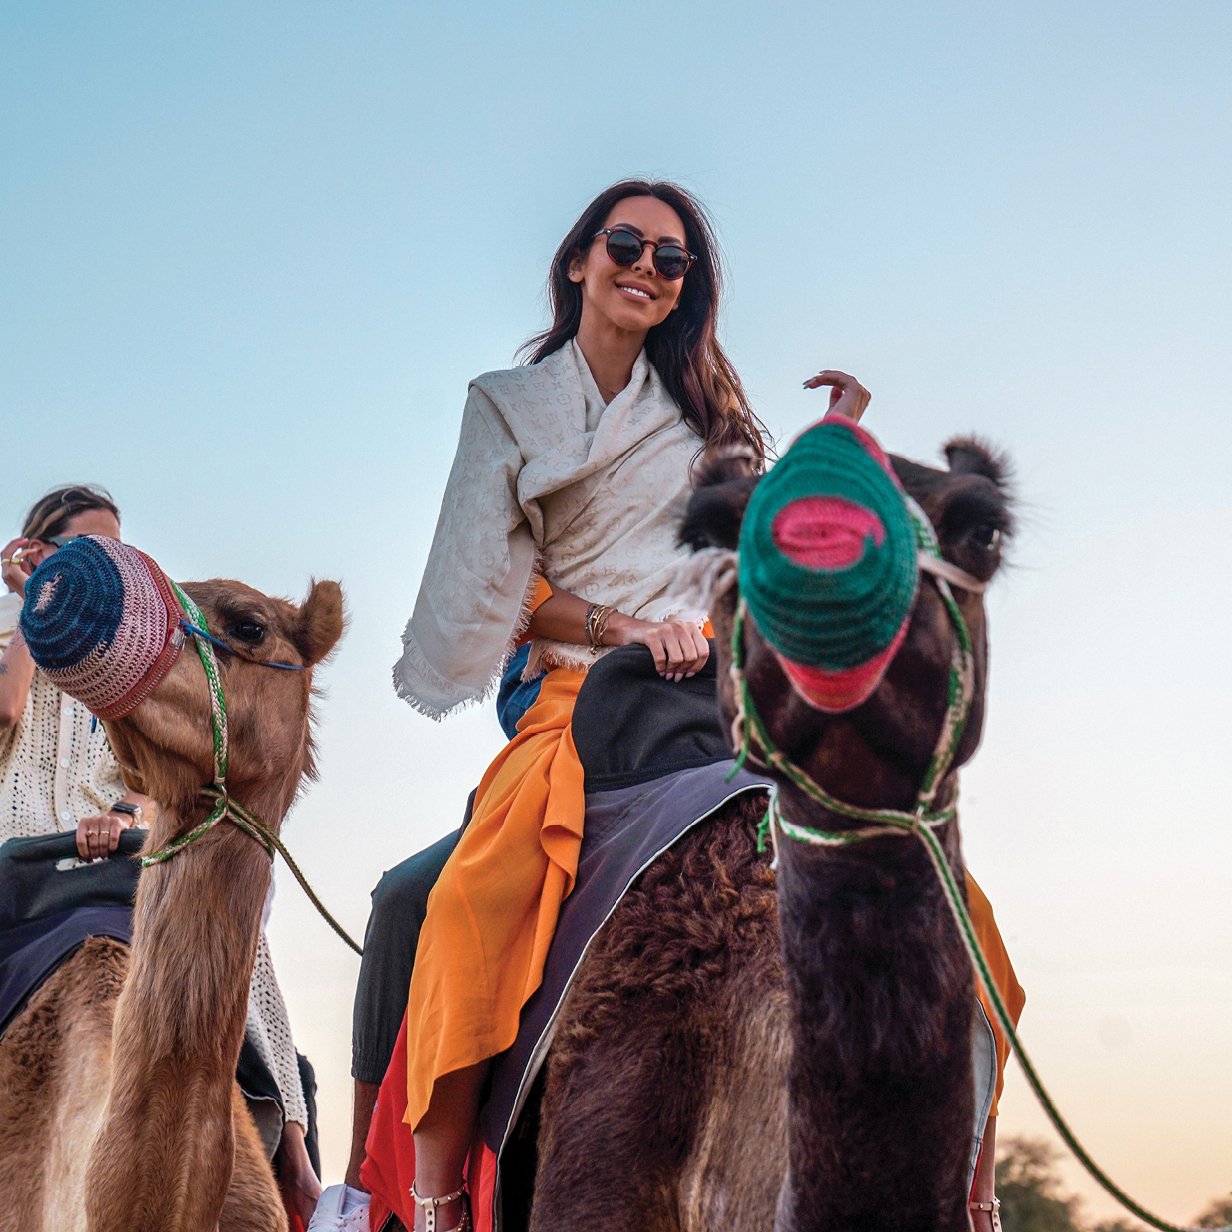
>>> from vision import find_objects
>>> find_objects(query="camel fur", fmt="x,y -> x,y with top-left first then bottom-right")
523,439 -> 1013,1232
0,578 -> 343,1232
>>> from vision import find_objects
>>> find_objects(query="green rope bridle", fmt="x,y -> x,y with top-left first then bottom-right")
138,581 -> 363,957
731,507 -> 1225,1232
731,504 -> 975,851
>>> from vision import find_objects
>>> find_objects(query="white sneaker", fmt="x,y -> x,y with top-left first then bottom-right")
307,1183 -> 371,1232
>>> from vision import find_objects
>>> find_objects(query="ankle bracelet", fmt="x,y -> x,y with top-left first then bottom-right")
410,1183 -> 469,1232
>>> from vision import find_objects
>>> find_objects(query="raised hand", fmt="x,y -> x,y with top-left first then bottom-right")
802,370 -> 871,423
1,537 -> 33,597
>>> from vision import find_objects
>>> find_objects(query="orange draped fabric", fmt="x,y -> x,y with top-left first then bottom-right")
404,666 -> 588,1128
966,872 -> 1026,1116
369,690 -> 1025,1228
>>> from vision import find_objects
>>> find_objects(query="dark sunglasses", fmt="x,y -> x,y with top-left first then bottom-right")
592,228 -> 696,281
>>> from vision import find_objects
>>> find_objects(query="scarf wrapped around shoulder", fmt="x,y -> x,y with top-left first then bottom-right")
393,340 -> 706,719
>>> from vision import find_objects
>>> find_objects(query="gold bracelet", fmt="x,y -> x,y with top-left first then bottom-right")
592,605 -> 614,648
584,603 -> 613,653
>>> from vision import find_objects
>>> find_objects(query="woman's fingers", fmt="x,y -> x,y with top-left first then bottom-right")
1,537 -> 30,596
657,620 -> 710,680
685,626 -> 711,676
75,814 -> 122,861
802,370 -> 871,423
627,618 -> 712,681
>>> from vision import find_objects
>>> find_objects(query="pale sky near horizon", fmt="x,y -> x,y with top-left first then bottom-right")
3,2 -> 1229,1224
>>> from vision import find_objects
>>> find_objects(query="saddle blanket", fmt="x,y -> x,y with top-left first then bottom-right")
0,828 -> 312,1151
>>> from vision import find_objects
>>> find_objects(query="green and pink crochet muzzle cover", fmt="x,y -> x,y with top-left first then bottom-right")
737,414 -> 919,713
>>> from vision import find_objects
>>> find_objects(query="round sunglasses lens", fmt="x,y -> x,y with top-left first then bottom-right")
604,231 -> 644,266
654,247 -> 690,279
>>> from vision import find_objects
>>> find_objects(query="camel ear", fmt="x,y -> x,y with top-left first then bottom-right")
294,579 -> 344,666
680,448 -> 760,551
943,436 -> 1012,490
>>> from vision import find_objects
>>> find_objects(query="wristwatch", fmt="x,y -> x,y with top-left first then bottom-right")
109,800 -> 143,823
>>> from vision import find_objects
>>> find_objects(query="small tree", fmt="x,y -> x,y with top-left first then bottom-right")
995,1137 -> 1083,1232
1193,1197 -> 1232,1229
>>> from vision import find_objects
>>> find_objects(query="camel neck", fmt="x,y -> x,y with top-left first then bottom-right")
84,811 -> 279,1230
119,815 -> 274,1061
771,819 -> 974,1232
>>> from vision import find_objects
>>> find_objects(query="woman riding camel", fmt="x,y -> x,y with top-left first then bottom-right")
384,179 -> 881,1232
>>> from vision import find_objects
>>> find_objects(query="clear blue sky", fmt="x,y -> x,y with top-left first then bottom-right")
3,3 -> 1229,1221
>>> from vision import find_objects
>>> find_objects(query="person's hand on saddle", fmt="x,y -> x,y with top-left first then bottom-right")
802,369 -> 871,423
527,589 -> 710,683
605,614 -> 710,682
75,794 -> 151,860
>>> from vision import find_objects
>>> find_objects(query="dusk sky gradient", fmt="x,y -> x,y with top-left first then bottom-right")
3,3 -> 1229,1223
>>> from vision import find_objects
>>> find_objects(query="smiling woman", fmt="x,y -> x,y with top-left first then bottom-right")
312,180 -> 884,1232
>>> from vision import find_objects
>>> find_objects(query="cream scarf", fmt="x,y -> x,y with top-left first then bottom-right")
393,340 -> 707,719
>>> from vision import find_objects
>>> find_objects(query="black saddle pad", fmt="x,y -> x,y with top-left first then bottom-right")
0,829 -> 145,930
0,829 -> 145,1035
570,641 -> 729,790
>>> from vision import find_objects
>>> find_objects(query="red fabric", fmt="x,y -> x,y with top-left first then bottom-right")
771,496 -> 885,570
361,1011 -> 497,1232
775,616 -> 909,714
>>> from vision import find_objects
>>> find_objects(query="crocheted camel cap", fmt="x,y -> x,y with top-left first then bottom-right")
20,535 -> 184,721
737,414 -> 918,712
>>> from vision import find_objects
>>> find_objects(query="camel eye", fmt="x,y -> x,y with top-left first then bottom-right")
230,621 -> 266,645
970,524 -> 1001,551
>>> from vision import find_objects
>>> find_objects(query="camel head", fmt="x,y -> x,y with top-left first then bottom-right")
681,419 -> 1014,820
19,537 -> 344,829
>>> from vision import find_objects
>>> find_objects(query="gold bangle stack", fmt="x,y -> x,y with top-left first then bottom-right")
584,603 -> 615,654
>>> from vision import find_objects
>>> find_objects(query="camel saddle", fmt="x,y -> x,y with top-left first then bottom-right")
364,647 -> 1000,1232
0,828 -> 314,1160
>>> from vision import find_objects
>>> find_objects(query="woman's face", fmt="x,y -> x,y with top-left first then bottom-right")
24,507 -> 121,571
568,195 -> 690,337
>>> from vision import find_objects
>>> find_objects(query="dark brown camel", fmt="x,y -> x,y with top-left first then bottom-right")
525,437 -> 1013,1232
0,570 -> 343,1232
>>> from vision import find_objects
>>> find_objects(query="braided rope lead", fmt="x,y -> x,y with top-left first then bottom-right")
137,580 -> 364,956
733,495 -> 1226,1232
170,582 -> 228,786
211,789 -> 364,957
908,820 -> 1227,1232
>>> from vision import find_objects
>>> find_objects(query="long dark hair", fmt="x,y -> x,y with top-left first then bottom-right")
22,484 -> 120,540
518,179 -> 767,467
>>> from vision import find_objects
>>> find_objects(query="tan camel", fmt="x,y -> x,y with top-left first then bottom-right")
0,574 -> 343,1232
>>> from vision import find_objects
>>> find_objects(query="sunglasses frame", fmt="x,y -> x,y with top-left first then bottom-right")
592,227 -> 697,280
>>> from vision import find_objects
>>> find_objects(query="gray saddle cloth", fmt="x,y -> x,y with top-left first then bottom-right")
478,646 -> 774,1224
478,646 -> 997,1228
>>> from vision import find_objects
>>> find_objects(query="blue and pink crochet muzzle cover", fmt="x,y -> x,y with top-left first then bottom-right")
19,535 -> 184,722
